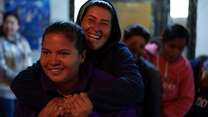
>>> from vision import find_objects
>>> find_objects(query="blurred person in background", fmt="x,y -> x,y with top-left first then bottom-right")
186,55 -> 208,117
144,36 -> 161,61
146,24 -> 194,117
0,11 -> 32,117
123,23 -> 161,117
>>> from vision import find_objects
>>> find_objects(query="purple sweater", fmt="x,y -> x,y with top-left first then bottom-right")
13,62 -> 137,117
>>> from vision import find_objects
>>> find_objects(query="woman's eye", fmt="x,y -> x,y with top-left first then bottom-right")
88,18 -> 94,23
59,52 -> 70,56
101,22 -> 109,26
61,52 -> 69,55
42,51 -> 49,55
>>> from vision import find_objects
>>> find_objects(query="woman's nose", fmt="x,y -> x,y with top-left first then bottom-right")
49,54 -> 60,65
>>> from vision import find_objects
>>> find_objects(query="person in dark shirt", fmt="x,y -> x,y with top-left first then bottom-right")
186,56 -> 208,117
11,0 -> 144,115
14,22 -> 138,117
123,23 -> 161,117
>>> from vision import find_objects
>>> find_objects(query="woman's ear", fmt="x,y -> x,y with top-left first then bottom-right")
80,50 -> 86,64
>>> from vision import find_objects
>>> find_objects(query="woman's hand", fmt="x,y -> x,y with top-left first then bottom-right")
64,92 -> 93,117
38,92 -> 93,117
38,97 -> 66,117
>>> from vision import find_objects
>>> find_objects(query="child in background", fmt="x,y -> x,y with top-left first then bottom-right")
123,23 -> 161,117
146,24 -> 195,117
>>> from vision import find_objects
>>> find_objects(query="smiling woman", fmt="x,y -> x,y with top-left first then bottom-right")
40,34 -> 86,94
81,5 -> 112,50
12,22 -> 93,117
11,0 -> 144,116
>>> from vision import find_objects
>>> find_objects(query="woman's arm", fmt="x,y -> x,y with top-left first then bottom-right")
88,44 -> 144,111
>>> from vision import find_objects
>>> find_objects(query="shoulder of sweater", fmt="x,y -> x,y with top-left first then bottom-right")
16,62 -> 41,80
138,58 -> 158,71
107,42 -> 126,50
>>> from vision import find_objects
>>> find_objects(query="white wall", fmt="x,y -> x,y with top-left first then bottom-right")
74,0 -> 87,21
0,0 -> 3,11
50,0 -> 70,22
196,0 -> 208,57
50,0 -> 88,22
34,0 -> 70,61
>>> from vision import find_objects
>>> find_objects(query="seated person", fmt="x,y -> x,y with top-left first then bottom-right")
123,23 -> 161,117
146,24 -> 194,117
186,56 -> 208,117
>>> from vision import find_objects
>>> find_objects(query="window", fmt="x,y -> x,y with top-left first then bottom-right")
170,0 -> 189,18
74,0 -> 88,21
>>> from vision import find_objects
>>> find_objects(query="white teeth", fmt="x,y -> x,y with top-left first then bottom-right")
49,68 -> 62,73
51,69 -> 60,72
88,34 -> 101,40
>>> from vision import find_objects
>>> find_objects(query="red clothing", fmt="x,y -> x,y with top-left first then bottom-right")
151,55 -> 194,117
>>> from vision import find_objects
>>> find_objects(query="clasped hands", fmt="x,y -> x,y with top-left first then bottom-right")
38,92 -> 93,117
